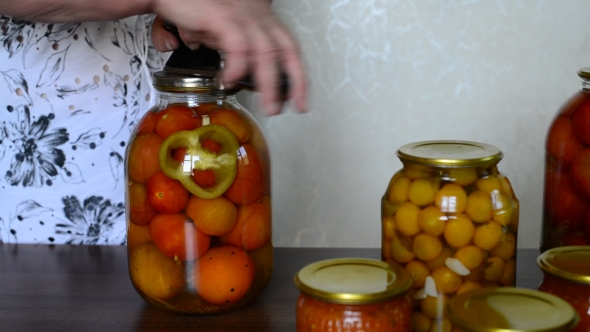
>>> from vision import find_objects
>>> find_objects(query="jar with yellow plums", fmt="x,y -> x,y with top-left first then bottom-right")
381,141 -> 519,332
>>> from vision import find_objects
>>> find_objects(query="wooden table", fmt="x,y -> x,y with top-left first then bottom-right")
0,244 -> 543,332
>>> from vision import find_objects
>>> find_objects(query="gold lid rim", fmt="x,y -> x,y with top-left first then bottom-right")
578,68 -> 590,79
293,258 -> 412,305
538,246 -> 590,284
397,140 -> 503,168
448,287 -> 580,332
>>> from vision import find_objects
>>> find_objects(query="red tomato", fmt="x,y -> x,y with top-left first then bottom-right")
149,213 -> 211,261
224,144 -> 264,205
546,116 -> 584,166
136,111 -> 159,135
155,105 -> 202,139
128,134 -> 162,184
128,181 -> 156,226
192,170 -> 216,188
571,149 -> 590,201
573,100 -> 590,144
202,139 -> 221,154
545,171 -> 587,230
563,233 -> 590,246
146,172 -> 189,214
172,147 -> 187,163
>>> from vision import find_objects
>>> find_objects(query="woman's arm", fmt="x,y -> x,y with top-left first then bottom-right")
0,0 -> 153,22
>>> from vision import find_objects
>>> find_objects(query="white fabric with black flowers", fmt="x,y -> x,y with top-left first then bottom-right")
0,15 -> 166,245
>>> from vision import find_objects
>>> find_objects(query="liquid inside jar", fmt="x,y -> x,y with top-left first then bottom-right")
382,163 -> 519,332
125,96 -> 273,315
542,84 -> 590,251
296,293 -> 412,332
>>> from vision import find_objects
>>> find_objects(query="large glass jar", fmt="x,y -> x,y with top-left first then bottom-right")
124,70 -> 272,315
542,68 -> 590,251
381,141 -> 520,332
294,258 -> 413,332
538,246 -> 590,332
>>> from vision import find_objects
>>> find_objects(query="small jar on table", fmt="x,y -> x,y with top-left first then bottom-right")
538,246 -> 590,332
294,258 -> 413,332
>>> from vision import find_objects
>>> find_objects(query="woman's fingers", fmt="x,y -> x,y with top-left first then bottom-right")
150,16 -> 179,52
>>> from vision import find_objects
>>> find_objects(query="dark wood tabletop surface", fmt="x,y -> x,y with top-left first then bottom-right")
0,244 -> 543,332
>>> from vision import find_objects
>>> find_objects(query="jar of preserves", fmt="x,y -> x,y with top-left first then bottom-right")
538,246 -> 590,332
542,68 -> 590,251
294,258 -> 413,332
381,141 -> 520,332
125,38 -> 273,314
448,288 -> 579,332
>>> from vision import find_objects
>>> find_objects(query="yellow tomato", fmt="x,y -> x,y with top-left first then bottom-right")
435,184 -> 467,213
390,236 -> 415,263
473,222 -> 503,251
388,176 -> 412,203
483,256 -> 505,282
476,176 -> 501,194
443,214 -> 475,248
413,312 -> 433,332
498,259 -> 516,286
465,190 -> 493,223
492,194 -> 515,226
427,247 -> 454,270
395,202 -> 421,237
454,245 -> 484,270
420,295 -> 449,320
408,178 -> 437,206
431,266 -> 462,294
405,260 -> 431,288
382,215 -> 396,240
447,168 -> 477,186
490,232 -> 516,260
456,280 -> 482,295
414,234 -> 443,261
418,206 -> 447,236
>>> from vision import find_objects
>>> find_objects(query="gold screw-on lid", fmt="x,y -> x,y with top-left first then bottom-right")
448,288 -> 579,332
152,70 -> 216,92
293,258 -> 412,305
538,246 -> 590,285
397,140 -> 503,168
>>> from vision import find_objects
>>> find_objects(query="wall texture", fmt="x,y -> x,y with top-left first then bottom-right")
240,0 -> 590,248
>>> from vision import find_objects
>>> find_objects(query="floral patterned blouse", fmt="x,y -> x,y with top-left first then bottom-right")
0,15 -> 166,245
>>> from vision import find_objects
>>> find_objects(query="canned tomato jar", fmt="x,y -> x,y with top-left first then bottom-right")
381,141 -> 519,331
448,288 -> 579,332
542,68 -> 590,251
125,45 -> 272,315
294,258 -> 413,332
538,246 -> 590,332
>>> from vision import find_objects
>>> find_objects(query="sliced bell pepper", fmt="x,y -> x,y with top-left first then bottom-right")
158,124 -> 239,199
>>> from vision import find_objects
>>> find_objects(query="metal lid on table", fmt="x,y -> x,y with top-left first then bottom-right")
293,258 -> 412,305
538,246 -> 590,285
448,287 -> 579,332
397,140 -> 503,168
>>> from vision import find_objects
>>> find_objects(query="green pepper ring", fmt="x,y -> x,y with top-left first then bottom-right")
158,124 -> 240,199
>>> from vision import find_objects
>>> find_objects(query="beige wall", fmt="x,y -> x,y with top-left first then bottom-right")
240,0 -> 590,248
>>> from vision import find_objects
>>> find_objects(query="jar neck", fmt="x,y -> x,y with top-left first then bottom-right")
402,162 -> 500,177
154,90 -> 237,106
582,78 -> 590,91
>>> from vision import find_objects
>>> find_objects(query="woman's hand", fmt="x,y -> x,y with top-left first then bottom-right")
150,0 -> 307,116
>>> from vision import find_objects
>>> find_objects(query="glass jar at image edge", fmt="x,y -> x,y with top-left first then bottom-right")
294,258 -> 413,332
538,246 -> 590,332
124,71 -> 273,315
542,67 -> 590,251
381,141 -> 520,332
